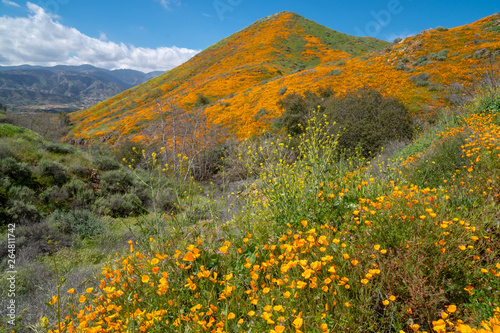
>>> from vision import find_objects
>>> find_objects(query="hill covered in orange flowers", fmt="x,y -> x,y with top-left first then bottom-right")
66,11 -> 500,145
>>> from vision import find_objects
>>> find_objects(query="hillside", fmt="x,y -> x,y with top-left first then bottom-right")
66,12 -> 500,145
0,65 -> 164,112
67,11 -> 390,144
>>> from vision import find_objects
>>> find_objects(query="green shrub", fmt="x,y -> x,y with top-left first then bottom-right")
328,89 -> 414,156
277,88 -> 413,157
0,123 -> 26,137
410,72 -> 430,83
37,159 -> 69,186
40,186 -> 70,208
475,94 -> 500,117
7,199 -> 41,224
8,186 -> 36,202
48,209 -> 103,238
195,93 -> 211,107
276,90 -> 325,136
71,165 -> 92,179
0,157 -> 33,187
435,26 -> 448,31
71,188 -> 95,210
62,178 -> 87,196
416,80 -> 430,87
438,49 -> 450,58
154,188 -> 178,213
42,142 -> 74,154
428,83 -> 445,91
114,141 -> 146,168
396,62 -> 407,71
99,193 -> 142,217
192,143 -> 228,181
94,155 -> 121,171
413,55 -> 428,66
329,68 -> 342,76
100,170 -> 133,195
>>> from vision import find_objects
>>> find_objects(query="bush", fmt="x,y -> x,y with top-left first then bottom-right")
277,88 -> 414,157
96,193 -> 143,218
7,199 -> 41,225
42,142 -> 74,154
329,68 -> 342,76
0,157 -> 33,187
192,143 -> 228,181
100,170 -> 133,195
435,26 -> 448,31
396,62 -> 407,71
328,89 -> 414,156
114,141 -> 146,168
94,155 -> 121,171
62,178 -> 87,196
5,220 -> 71,257
410,72 -> 430,83
71,188 -> 95,210
71,165 -> 92,179
276,90 -> 326,136
48,209 -> 103,238
40,185 -> 70,208
413,55 -> 429,66
195,93 -> 210,107
37,159 -> 69,186
8,186 -> 36,202
154,188 -> 178,213
438,49 -> 450,58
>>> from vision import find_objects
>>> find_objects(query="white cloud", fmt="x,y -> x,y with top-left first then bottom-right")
159,0 -> 181,10
2,0 -> 20,7
0,2 -> 199,72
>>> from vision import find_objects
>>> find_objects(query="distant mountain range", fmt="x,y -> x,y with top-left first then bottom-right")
0,65 -> 164,112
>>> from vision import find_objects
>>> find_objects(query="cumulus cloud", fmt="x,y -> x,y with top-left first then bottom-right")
0,2 -> 199,72
2,0 -> 20,7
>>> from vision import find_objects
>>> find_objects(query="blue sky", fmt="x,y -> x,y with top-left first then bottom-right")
1,0 -> 499,72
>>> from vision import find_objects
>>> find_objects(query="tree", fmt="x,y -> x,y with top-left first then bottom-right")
147,94 -> 224,180
277,87 -> 414,157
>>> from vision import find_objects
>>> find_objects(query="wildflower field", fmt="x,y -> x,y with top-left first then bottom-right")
32,87 -> 500,333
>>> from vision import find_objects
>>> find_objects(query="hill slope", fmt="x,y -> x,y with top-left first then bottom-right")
67,11 -> 389,144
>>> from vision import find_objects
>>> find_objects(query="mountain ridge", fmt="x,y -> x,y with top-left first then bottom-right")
0,65 -> 164,112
